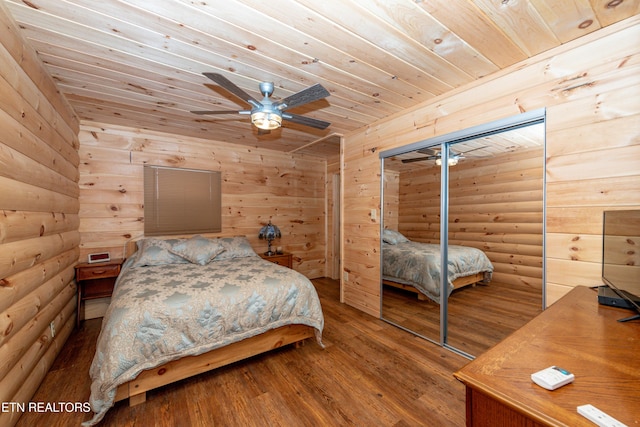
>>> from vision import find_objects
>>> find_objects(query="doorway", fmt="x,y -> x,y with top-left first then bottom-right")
331,172 -> 341,280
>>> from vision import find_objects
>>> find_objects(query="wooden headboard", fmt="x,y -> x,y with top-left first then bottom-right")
124,233 -> 245,259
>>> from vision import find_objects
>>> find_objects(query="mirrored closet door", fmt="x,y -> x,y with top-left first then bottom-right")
380,110 -> 546,358
382,148 -> 442,344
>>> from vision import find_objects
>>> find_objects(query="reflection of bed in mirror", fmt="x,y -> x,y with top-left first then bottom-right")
382,229 -> 493,304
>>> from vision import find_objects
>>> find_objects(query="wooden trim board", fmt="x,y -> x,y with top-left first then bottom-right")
114,324 -> 317,405
383,271 -> 488,301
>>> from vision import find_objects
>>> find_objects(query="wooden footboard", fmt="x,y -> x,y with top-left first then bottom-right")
383,271 -> 489,301
114,324 -> 316,406
452,272 -> 488,289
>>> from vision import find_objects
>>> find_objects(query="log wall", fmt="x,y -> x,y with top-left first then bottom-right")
78,123 -> 327,279
392,148 -> 543,291
0,3 -> 80,426
343,17 -> 640,317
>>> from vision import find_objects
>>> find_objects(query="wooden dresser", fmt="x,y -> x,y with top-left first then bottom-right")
75,259 -> 123,327
259,252 -> 293,269
454,286 -> 640,427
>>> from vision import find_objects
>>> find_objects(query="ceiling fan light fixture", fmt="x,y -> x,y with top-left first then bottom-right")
251,111 -> 282,130
436,156 -> 459,166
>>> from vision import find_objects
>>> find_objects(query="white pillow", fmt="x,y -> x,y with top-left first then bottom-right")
382,229 -> 409,245
130,238 -> 189,267
211,236 -> 257,261
170,235 -> 226,265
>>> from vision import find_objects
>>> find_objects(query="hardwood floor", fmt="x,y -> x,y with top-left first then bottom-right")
382,280 -> 543,357
16,278 -> 469,427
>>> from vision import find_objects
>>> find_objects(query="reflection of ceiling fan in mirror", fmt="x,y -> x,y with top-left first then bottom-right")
402,146 -> 487,165
191,73 -> 331,134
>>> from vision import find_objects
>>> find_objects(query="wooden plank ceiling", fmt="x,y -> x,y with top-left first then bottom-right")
5,0 -> 638,158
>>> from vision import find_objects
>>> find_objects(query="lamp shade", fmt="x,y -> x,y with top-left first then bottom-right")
258,220 -> 281,255
258,220 -> 281,240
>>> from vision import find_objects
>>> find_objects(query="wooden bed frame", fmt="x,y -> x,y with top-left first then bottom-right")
383,271 -> 489,301
114,324 -> 316,406
110,234 -> 318,406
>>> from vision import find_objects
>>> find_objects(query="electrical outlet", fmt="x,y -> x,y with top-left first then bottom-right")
370,209 -> 377,220
50,321 -> 55,338
343,271 -> 349,282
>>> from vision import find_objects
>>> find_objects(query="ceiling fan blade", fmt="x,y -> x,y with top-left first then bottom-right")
203,72 -> 262,108
457,146 -> 487,155
191,110 -> 246,115
402,145 -> 488,163
417,148 -> 438,155
282,113 -> 331,130
401,156 -> 436,164
276,84 -> 330,110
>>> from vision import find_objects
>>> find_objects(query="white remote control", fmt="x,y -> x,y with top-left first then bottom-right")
531,366 -> 574,390
577,404 -> 628,427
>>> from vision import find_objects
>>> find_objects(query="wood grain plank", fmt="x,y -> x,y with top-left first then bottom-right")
417,0 -> 527,68
472,0 -> 560,56
0,1 -> 79,134
590,0 -> 640,27
350,0 -> 500,79
529,0 -> 601,42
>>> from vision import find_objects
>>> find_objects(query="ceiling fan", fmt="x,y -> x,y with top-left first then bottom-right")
191,73 -> 331,132
401,146 -> 487,165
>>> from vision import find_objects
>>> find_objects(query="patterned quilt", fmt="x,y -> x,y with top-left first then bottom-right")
383,241 -> 493,303
84,255 -> 324,426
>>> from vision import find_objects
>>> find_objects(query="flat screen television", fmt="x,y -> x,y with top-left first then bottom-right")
599,209 -> 640,322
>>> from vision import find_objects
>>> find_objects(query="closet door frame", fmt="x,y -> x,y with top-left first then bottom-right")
379,108 -> 546,357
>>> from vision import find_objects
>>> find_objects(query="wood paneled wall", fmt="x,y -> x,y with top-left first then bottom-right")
392,148 -> 543,291
343,17 -> 640,317
0,4 -> 80,426
78,123 -> 327,279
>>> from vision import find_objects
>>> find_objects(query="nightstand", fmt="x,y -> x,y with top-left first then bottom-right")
75,258 -> 123,327
259,252 -> 293,269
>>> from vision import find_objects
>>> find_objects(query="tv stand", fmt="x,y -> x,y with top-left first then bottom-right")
454,286 -> 639,426
619,313 -> 640,322
597,286 -> 640,322
597,285 -> 636,308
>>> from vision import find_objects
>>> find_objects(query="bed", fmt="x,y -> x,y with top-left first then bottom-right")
83,235 -> 324,426
382,229 -> 493,304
